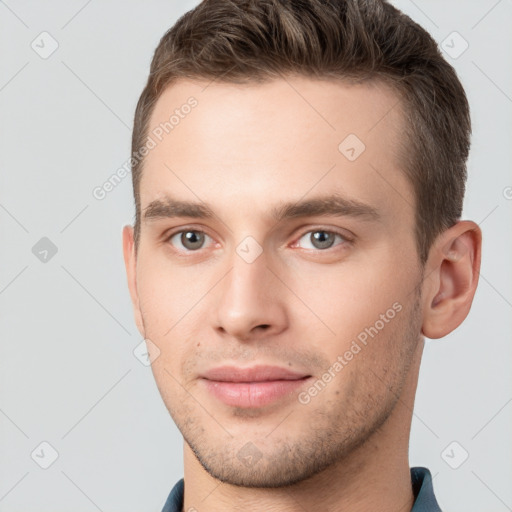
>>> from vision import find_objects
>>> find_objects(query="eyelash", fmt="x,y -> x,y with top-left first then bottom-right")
164,227 -> 353,254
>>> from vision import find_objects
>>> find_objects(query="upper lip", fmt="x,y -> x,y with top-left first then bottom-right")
200,365 -> 310,382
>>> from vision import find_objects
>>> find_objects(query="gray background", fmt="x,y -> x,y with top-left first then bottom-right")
0,1 -> 511,511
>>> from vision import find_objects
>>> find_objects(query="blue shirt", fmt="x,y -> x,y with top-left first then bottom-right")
161,466 -> 442,511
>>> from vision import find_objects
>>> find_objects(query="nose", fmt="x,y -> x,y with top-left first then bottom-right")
213,246 -> 288,342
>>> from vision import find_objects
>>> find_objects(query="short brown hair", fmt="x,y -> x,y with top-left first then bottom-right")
131,0 -> 471,265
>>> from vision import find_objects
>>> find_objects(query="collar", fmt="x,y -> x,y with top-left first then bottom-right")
161,466 -> 442,512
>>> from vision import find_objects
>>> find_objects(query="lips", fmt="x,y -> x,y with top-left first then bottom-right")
200,365 -> 310,383
200,365 -> 312,408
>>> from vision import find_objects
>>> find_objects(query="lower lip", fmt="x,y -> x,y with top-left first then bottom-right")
202,377 -> 311,408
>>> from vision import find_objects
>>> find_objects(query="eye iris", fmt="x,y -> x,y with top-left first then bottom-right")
311,231 -> 335,249
181,231 -> 204,250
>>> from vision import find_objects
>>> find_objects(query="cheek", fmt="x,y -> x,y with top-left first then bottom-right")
286,252 -> 415,353
136,254 -> 214,335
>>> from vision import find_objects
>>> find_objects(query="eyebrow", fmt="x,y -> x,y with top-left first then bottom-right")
142,194 -> 381,223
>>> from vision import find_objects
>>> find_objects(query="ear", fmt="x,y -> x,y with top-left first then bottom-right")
122,225 -> 145,337
421,220 -> 482,339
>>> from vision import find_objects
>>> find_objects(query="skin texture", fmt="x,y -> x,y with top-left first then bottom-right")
123,77 -> 482,511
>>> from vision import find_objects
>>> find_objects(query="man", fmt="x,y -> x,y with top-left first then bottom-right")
122,0 -> 481,510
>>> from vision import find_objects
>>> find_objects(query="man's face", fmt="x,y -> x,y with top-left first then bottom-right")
124,77 -> 426,486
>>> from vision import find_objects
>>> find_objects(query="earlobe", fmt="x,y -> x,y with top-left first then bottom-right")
421,221 -> 482,339
122,225 -> 145,337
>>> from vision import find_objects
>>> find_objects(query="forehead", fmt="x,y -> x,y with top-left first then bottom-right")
140,76 -> 413,225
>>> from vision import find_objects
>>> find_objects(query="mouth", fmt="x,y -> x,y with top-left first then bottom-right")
200,365 -> 312,408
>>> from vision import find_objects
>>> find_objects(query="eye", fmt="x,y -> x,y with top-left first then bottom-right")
296,230 -> 347,250
168,230 -> 212,251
